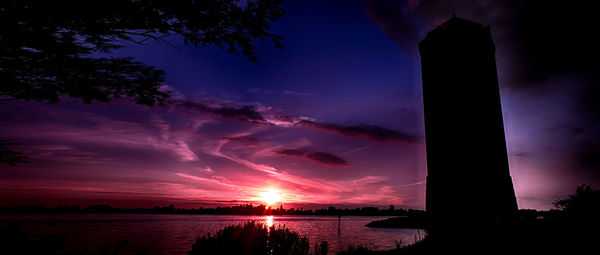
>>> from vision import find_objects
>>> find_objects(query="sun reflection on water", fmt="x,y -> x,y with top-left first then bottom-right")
265,215 -> 274,229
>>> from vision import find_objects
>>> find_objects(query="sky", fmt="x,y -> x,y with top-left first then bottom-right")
1,0 -> 598,210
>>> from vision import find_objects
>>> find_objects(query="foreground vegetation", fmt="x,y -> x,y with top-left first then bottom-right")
188,221 -> 328,255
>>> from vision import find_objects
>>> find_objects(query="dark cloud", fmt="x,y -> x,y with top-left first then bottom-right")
295,120 -> 421,142
366,0 -> 421,52
306,152 -> 348,166
180,101 -> 266,123
545,123 -> 586,136
568,127 -> 585,136
277,149 -> 348,166
223,136 -> 261,145
278,149 -> 306,156
177,100 -> 419,143
511,151 -> 531,158
366,0 -> 600,87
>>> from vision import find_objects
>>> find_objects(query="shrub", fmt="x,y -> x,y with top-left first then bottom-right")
188,221 -> 310,255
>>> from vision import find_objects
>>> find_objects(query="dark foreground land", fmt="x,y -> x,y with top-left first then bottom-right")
365,216 -> 425,229
363,185 -> 600,254
0,185 -> 598,254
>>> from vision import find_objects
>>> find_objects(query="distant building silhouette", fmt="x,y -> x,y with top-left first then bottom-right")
419,16 -> 518,232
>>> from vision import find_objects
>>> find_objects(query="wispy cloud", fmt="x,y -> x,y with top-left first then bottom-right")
197,138 -> 394,204
175,173 -> 240,190
281,90 -> 312,96
175,99 -> 420,142
295,120 -> 421,142
277,149 -> 348,166
0,99 -> 425,208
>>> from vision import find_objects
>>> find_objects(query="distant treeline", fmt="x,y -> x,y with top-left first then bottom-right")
0,204 -> 426,216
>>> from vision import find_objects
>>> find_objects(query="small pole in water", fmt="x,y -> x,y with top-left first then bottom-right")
337,214 -> 341,234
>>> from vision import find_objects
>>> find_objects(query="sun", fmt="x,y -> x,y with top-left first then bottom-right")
260,189 -> 282,206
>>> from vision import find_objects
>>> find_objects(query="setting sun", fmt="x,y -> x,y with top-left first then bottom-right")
259,189 -> 282,206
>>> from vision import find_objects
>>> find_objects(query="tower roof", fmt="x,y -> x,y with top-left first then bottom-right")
438,15 -> 486,31
419,16 -> 492,48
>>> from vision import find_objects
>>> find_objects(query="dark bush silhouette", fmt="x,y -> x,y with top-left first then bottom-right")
188,221 -> 311,255
553,184 -> 600,219
313,241 -> 328,255
0,223 -> 67,255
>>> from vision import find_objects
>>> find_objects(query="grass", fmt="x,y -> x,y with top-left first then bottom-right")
188,221 -> 328,255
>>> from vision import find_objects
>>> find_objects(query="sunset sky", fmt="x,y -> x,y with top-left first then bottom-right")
1,0 -> 598,210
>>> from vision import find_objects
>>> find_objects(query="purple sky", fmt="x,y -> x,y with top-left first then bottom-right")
1,0 -> 598,210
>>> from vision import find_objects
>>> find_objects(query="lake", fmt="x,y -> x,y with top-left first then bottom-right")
0,214 -> 425,254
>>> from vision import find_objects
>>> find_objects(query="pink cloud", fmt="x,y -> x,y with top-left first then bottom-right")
0,100 -> 426,208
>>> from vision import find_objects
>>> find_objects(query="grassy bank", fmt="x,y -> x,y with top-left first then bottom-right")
365,216 -> 425,229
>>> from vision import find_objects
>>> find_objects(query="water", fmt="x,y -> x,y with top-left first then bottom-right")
0,214 -> 424,254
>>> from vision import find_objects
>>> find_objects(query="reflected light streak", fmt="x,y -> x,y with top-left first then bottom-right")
265,215 -> 274,229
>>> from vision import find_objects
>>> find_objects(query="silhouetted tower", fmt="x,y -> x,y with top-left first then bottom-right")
419,16 -> 518,232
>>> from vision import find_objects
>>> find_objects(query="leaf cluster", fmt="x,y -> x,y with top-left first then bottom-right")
0,0 -> 284,105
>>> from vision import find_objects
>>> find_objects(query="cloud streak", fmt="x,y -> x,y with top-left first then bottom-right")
295,120 -> 421,142
0,92 -> 426,208
176,100 -> 420,142
278,149 -> 348,166
198,138 -> 397,205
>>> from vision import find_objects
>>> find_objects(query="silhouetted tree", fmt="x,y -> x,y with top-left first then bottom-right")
1,0 -> 283,104
553,184 -> 599,220
0,0 -> 284,165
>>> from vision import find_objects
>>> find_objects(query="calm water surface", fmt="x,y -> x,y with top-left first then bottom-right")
0,214 -> 425,254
